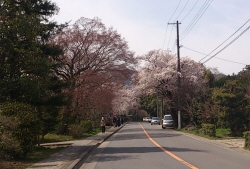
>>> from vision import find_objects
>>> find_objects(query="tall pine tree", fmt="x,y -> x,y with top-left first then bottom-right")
0,0 -> 68,156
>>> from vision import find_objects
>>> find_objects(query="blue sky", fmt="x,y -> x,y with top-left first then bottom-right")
52,0 -> 250,75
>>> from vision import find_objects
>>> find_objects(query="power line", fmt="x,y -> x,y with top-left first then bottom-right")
168,0 -> 190,51
202,25 -> 250,63
180,0 -> 213,40
162,0 -> 181,49
199,18 -> 250,62
167,25 -> 174,49
174,0 -> 190,21
180,0 -> 210,38
181,0 -> 199,22
182,46 -> 247,65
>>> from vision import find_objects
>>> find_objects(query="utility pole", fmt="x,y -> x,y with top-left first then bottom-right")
156,93 -> 159,118
168,20 -> 181,129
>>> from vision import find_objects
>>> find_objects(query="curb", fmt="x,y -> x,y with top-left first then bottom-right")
64,123 -> 128,169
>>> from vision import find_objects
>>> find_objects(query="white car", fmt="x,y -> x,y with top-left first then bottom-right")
162,114 -> 174,129
143,117 -> 151,122
151,117 -> 160,125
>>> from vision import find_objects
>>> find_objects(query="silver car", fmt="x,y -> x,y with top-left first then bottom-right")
162,114 -> 174,129
151,117 -> 160,125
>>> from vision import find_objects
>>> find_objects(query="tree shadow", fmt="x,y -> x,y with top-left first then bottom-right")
96,146 -> 207,162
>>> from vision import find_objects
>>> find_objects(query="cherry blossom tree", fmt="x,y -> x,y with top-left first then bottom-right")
121,49 -> 207,124
111,49 -> 207,119
112,87 -> 140,115
133,50 -> 206,97
51,17 -> 137,132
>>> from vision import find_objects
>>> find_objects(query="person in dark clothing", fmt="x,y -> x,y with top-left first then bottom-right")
121,117 -> 124,125
117,116 -> 121,127
100,116 -> 106,133
113,116 -> 117,128
116,116 -> 120,127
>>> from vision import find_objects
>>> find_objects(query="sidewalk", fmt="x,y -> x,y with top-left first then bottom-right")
27,125 -> 125,169
174,130 -> 246,150
214,138 -> 245,149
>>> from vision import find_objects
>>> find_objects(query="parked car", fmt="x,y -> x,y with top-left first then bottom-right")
143,117 -> 151,122
147,117 -> 152,123
151,117 -> 160,125
162,114 -> 174,129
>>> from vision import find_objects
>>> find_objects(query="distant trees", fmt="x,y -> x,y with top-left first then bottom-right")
212,79 -> 248,136
130,50 -> 207,125
125,49 -> 250,137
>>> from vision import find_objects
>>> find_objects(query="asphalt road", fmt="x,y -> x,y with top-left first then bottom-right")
80,122 -> 250,169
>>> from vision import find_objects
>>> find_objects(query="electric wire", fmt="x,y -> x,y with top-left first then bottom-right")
162,0 -> 181,49
167,25 -> 174,49
172,40 -> 176,52
199,18 -> 250,62
180,0 -> 210,38
169,0 -> 190,51
174,0 -> 190,21
183,46 -> 247,65
180,0 -> 213,40
181,0 -> 209,37
202,25 -> 250,63
181,0 -> 199,22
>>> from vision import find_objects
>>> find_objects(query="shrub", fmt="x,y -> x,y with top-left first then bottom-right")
68,124 -> 83,139
0,132 -> 22,159
0,102 -> 40,158
80,120 -> 93,133
202,123 -> 216,137
244,131 -> 250,150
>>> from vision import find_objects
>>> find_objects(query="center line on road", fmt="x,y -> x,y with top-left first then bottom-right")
139,123 -> 199,169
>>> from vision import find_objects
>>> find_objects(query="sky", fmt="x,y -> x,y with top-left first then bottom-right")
51,0 -> 250,75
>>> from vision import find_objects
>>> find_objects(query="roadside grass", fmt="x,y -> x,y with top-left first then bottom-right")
0,146 -> 66,169
179,128 -> 241,140
0,126 -> 111,169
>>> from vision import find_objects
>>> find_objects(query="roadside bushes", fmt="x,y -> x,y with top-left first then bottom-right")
244,131 -> 250,150
68,120 -> 93,139
0,102 -> 40,158
201,123 -> 216,137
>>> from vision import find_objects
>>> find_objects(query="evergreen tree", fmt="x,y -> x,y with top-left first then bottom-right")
0,0 -> 67,157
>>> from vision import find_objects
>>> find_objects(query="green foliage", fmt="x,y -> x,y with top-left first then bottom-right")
202,123 -> 216,137
216,128 -> 230,138
40,106 -> 62,137
68,124 -> 84,139
0,102 -> 40,158
68,120 -> 94,139
244,131 -> 250,150
204,69 -> 215,87
0,0 -> 68,157
140,94 -> 157,117
80,120 -> 93,133
189,99 -> 203,127
212,80 -> 248,137
40,133 -> 72,144
213,75 -> 236,88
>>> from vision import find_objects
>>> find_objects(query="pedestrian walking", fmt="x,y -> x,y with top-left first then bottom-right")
100,116 -> 106,133
121,117 -> 124,125
117,116 -> 121,127
113,116 -> 117,128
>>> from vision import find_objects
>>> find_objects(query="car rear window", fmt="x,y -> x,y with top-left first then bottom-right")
164,115 -> 173,120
